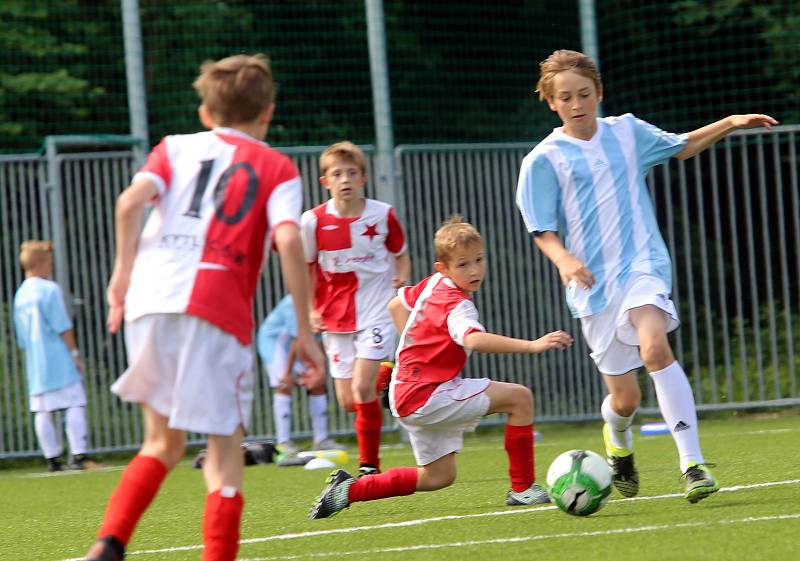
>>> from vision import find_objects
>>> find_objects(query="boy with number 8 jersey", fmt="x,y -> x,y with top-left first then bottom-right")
301,141 -> 411,477
85,54 -> 324,561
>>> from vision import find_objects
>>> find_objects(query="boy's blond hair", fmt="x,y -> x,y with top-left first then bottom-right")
319,141 -> 367,176
536,49 -> 602,101
193,53 -> 274,126
434,215 -> 482,263
19,240 -> 53,272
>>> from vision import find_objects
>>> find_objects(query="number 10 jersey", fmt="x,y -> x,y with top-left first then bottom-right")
125,128 -> 302,345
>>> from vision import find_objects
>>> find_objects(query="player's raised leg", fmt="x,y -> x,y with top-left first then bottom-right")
601,373 -> 641,498
631,305 -> 718,502
484,381 -> 549,506
86,406 -> 185,561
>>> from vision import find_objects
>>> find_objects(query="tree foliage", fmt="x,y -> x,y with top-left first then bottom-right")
0,0 -> 797,154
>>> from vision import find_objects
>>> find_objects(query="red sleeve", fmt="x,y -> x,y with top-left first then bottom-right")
384,207 -> 406,254
139,137 -> 172,190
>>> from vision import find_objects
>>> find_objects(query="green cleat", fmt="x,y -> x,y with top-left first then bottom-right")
309,469 -> 356,519
506,483 -> 551,506
683,463 -> 719,504
603,423 -> 639,498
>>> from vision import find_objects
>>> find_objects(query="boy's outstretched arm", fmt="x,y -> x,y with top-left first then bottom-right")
107,178 -> 158,333
464,330 -> 573,354
675,114 -> 778,160
533,231 -> 595,289
274,223 -> 326,387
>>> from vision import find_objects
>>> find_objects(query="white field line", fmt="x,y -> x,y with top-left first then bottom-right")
14,465 -> 126,479
237,513 -> 800,560
57,478 -> 800,561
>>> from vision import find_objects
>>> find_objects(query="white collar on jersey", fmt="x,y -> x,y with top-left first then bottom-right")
213,127 -> 269,146
441,276 -> 458,289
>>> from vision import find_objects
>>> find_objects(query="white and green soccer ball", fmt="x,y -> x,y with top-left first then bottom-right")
546,449 -> 612,516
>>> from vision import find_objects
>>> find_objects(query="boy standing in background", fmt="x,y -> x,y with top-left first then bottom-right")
14,240 -> 93,472
301,141 -> 411,477
256,294 -> 345,454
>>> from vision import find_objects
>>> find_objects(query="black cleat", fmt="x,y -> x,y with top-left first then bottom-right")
309,469 -> 356,519
603,424 -> 639,497
86,535 -> 125,561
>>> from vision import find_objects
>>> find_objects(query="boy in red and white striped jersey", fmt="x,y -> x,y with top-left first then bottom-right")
309,216 -> 572,519
301,141 -> 411,477
85,54 -> 324,561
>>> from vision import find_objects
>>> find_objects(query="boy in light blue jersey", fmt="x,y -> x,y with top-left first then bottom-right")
256,295 -> 344,453
13,240 -> 93,471
516,49 -> 777,503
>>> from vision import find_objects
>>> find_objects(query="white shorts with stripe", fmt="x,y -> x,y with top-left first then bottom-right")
322,320 -> 395,379
113,313 -> 254,436
394,376 -> 491,466
29,380 -> 87,413
581,273 -> 680,375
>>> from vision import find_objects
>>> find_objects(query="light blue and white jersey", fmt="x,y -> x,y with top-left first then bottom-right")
256,295 -> 298,364
516,113 -> 687,317
13,277 -> 79,396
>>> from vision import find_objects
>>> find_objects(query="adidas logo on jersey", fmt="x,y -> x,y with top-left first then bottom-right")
321,225 -> 339,231
592,158 -> 607,169
673,420 -> 691,432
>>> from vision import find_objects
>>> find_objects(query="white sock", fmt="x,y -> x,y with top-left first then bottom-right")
650,361 -> 704,472
308,394 -> 329,443
601,394 -> 635,451
65,406 -> 89,455
273,393 -> 292,444
35,411 -> 62,459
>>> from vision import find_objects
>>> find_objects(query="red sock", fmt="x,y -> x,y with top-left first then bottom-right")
354,399 -> 382,468
505,424 -> 534,492
348,467 -> 418,503
97,454 -> 168,544
202,488 -> 243,561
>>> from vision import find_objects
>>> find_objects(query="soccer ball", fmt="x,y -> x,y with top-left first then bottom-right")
546,449 -> 612,516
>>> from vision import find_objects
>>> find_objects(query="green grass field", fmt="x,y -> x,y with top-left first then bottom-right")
2,413 -> 799,561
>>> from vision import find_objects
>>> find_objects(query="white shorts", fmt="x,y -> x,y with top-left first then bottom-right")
265,332 -> 303,388
581,274 -> 680,375
322,321 -> 395,379
394,376 -> 491,466
30,380 -> 87,413
113,314 -> 254,436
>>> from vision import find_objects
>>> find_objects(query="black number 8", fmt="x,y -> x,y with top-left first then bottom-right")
372,327 -> 383,344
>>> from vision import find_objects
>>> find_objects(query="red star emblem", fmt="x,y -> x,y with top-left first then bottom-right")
361,223 -> 379,241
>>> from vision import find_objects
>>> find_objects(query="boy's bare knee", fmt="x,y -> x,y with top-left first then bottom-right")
610,393 -> 640,416
513,385 -> 534,416
641,341 -> 673,372
418,467 -> 456,491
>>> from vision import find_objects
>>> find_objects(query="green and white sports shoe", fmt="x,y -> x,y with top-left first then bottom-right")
308,469 -> 356,519
506,483 -> 550,506
603,423 -> 639,498
682,462 -> 719,504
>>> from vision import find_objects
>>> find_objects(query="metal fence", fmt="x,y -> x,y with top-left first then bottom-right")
1,125 -> 799,458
